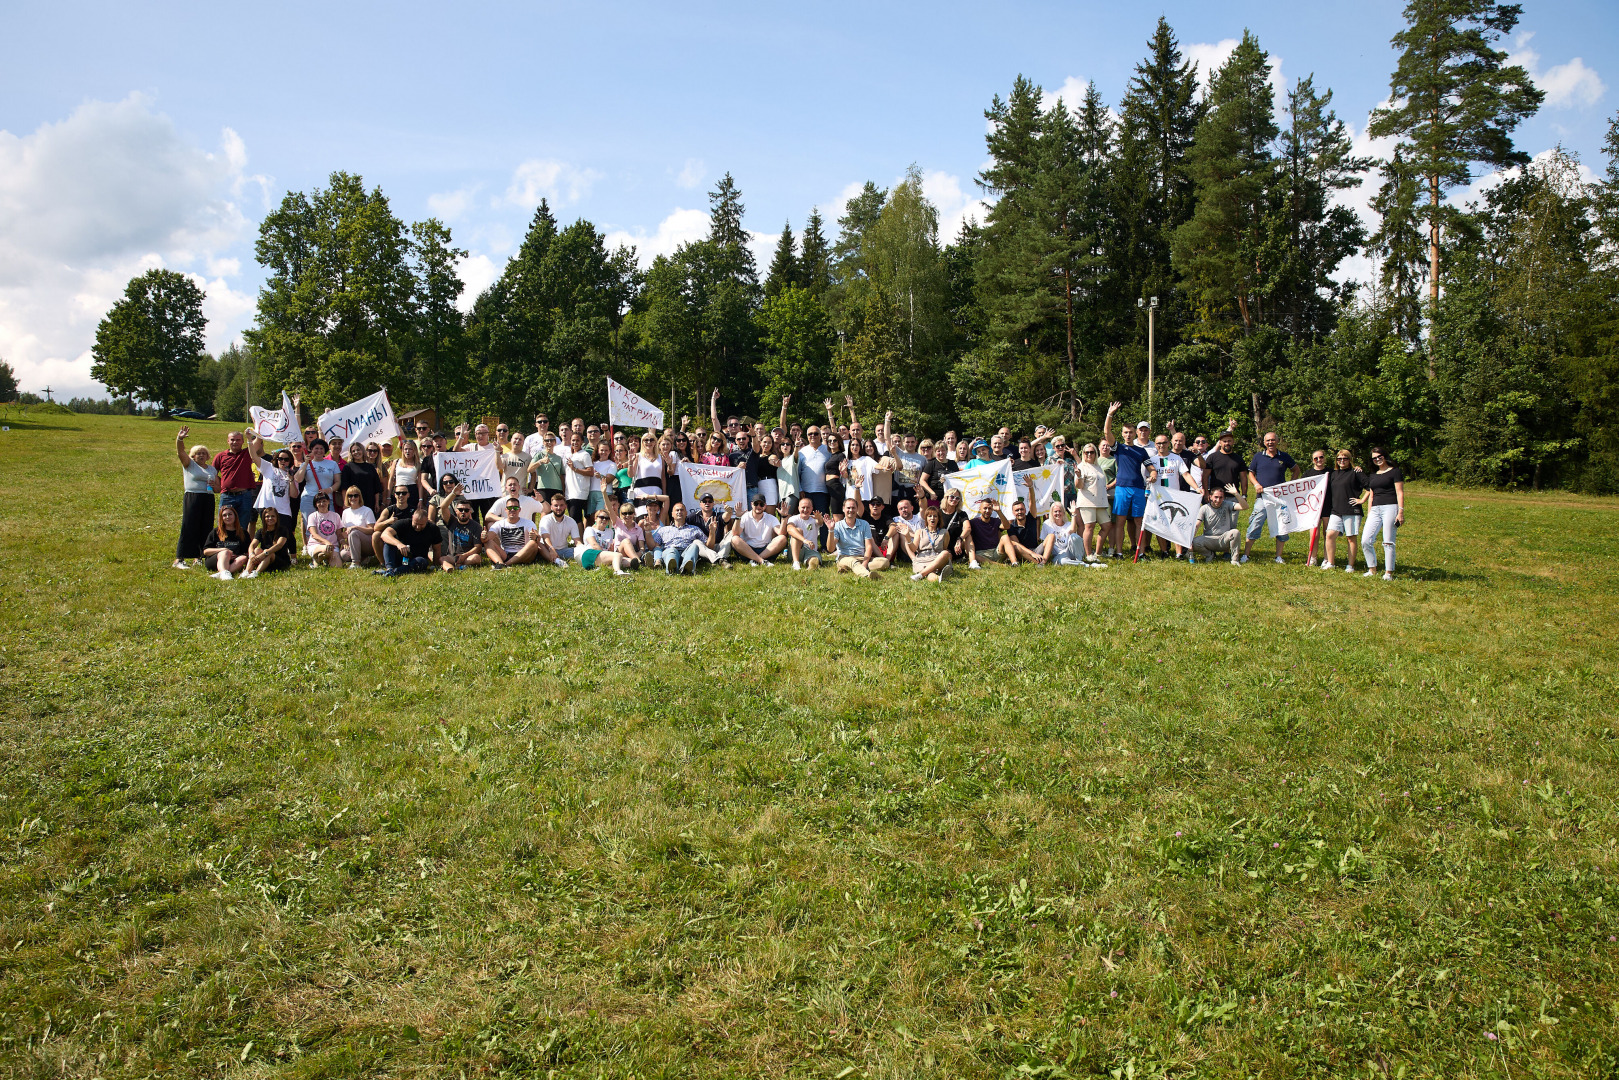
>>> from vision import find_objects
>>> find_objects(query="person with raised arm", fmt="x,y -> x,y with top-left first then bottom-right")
172,426 -> 219,569
1100,401 -> 1150,559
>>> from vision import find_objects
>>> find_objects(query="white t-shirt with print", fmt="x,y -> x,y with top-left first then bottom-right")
736,512 -> 780,548
490,517 -> 537,553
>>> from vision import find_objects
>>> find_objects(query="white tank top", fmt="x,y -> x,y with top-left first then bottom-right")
634,454 -> 664,482
393,463 -> 419,488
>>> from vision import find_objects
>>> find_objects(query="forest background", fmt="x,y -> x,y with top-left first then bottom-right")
66,7 -> 1619,493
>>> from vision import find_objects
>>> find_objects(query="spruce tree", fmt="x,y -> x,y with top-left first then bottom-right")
764,222 -> 800,299
800,209 -> 832,297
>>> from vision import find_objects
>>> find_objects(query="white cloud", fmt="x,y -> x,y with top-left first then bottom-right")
0,94 -> 262,397
603,207 -> 711,264
427,186 -> 475,220
1040,76 -> 1089,116
454,253 -> 500,313
1509,33 -> 1605,109
675,158 -> 705,189
920,170 -> 991,242
502,158 -> 600,209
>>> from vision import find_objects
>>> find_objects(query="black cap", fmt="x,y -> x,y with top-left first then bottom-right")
751,494 -> 766,506
700,493 -> 715,501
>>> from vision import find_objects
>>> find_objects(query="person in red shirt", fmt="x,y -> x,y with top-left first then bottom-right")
214,429 -> 258,530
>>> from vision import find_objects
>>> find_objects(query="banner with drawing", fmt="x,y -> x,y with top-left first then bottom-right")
676,461 -> 746,514
1141,484 -> 1202,548
944,459 -> 1016,518
317,390 -> 400,448
1012,463 -> 1063,512
249,391 -> 299,445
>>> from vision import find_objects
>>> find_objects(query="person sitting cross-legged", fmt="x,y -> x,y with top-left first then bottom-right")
731,494 -> 787,567
833,497 -> 889,578
484,498 -> 541,569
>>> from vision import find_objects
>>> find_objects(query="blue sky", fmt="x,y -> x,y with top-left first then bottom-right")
2,0 -> 1614,398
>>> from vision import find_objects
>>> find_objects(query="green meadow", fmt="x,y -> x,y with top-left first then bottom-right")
2,411 -> 1617,1078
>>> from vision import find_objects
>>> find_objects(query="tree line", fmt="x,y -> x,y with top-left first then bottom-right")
87,3 -> 1619,491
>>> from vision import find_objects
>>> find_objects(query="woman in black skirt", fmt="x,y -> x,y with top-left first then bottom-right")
172,426 -> 219,569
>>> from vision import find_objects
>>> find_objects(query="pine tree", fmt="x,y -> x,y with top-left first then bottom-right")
1370,149 -> 1428,340
764,222 -> 800,299
1367,0 -> 1543,307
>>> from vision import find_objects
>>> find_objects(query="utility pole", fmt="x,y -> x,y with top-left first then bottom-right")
1137,296 -> 1158,429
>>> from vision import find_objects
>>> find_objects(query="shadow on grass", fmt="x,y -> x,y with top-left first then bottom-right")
1398,565 -> 1489,583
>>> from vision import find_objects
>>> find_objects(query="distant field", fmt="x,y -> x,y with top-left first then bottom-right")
2,410 -> 1617,1078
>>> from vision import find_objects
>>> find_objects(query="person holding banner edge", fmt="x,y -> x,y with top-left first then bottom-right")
1243,431 -> 1299,564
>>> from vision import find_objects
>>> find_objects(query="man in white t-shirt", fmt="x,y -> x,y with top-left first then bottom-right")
886,497 -> 923,562
536,493 -> 581,566
563,431 -> 594,525
784,496 -> 823,570
731,495 -> 786,566
484,499 -> 541,567
1144,433 -> 1201,557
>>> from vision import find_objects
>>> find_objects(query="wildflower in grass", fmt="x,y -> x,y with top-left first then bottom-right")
1486,1032 -> 1498,1041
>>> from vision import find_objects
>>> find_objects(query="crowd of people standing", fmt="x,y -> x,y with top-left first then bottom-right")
170,391 -> 1408,583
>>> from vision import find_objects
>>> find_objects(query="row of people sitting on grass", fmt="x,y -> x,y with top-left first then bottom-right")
171,397 -> 1409,582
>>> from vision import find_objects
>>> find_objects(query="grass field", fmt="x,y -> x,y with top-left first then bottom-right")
2,410 -> 1618,1079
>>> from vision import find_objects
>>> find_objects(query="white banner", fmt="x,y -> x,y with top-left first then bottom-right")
676,461 -> 746,514
249,391 -> 298,445
607,378 -> 664,430
1261,473 -> 1328,535
434,447 -> 503,502
1013,463 -> 1064,512
945,459 -> 1016,518
317,390 -> 400,448
1141,484 -> 1202,548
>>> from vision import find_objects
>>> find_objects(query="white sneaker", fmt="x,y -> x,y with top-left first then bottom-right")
1382,572 -> 1393,581
613,568 -> 631,576
910,572 -> 924,581
242,570 -> 258,579
1306,557 -> 1317,567
791,561 -> 802,570
1345,565 -> 1355,573
1364,569 -> 1377,577
1239,555 -> 1249,564
1320,562 -> 1333,570
969,560 -> 982,570
554,558 -> 567,568
749,560 -> 764,568
1274,556 -> 1285,564
214,569 -> 233,581
171,560 -> 188,570
348,562 -> 361,570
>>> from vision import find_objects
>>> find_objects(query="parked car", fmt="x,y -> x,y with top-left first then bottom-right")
170,409 -> 207,419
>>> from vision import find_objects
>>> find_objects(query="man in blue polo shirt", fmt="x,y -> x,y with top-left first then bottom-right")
1101,401 -> 1151,557
1243,431 -> 1299,563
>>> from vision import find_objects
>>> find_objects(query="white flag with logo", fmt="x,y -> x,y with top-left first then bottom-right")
945,458 -> 1016,518
317,389 -> 400,448
676,461 -> 746,514
249,390 -> 298,445
434,447 -> 503,502
607,378 -> 664,429
1013,463 -> 1064,513
1142,484 -> 1202,548
1260,473 -> 1328,535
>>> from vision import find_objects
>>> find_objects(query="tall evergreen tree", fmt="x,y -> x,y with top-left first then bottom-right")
1367,0 -> 1543,306
764,222 -> 800,299
826,181 -> 888,331
407,218 -> 468,411
800,209 -> 832,297
1116,17 -> 1204,314
1369,148 -> 1429,340
707,173 -> 757,284
1172,31 -> 1279,333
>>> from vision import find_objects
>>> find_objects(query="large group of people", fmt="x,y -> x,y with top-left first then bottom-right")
171,392 -> 1408,583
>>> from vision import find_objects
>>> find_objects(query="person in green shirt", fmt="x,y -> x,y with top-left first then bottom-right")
527,431 -> 566,502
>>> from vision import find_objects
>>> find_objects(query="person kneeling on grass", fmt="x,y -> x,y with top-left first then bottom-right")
833,498 -> 889,578
485,499 -> 541,569
1190,486 -> 1244,564
438,501 -> 485,571
653,501 -> 707,574
378,503 -> 441,576
204,503 -> 251,580
905,503 -> 953,582
243,505 -> 291,578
